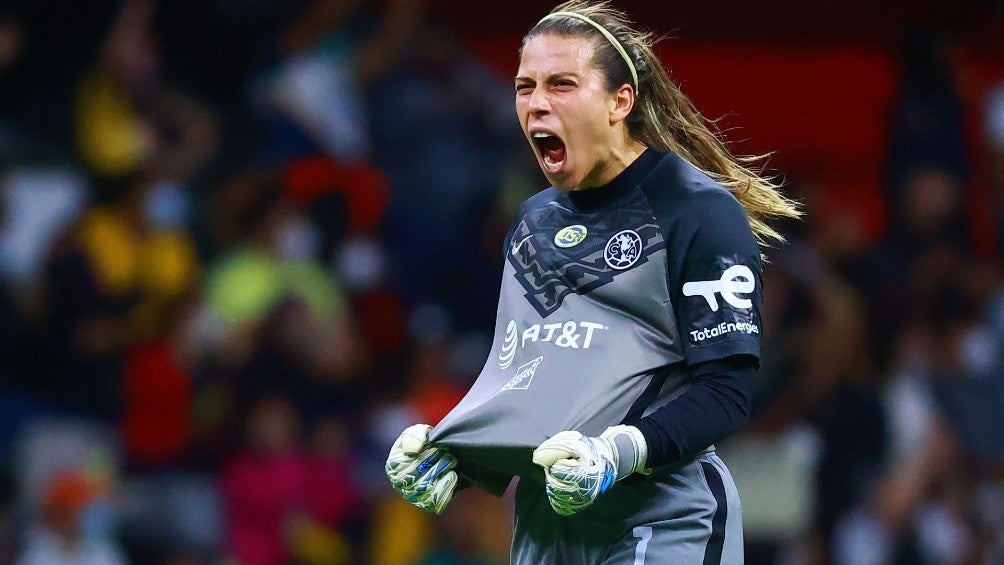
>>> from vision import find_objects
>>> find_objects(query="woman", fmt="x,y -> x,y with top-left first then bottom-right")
386,1 -> 800,562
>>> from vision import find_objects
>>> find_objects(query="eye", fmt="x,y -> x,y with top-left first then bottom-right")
553,80 -> 576,91
515,84 -> 534,95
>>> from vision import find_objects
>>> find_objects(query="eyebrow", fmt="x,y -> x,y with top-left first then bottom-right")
514,72 -> 581,83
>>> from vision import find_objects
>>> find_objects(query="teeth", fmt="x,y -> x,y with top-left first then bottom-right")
533,132 -> 551,139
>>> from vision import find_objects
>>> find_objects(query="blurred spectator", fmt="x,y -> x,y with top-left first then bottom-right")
0,166 -> 88,289
418,489 -> 511,565
831,252 -> 1004,563
365,21 -> 521,308
12,418 -> 124,565
885,27 -> 969,213
118,338 -> 193,470
221,393 -> 362,565
221,393 -> 306,565
367,495 -> 434,565
366,467 -> 511,565
17,470 -> 125,565
183,171 -> 364,429
259,0 -> 423,164
112,305 -> 225,562
0,167 -> 89,445
36,173 -> 199,420
74,0 -> 217,184
0,1 -> 120,159
860,164 -> 971,373
741,239 -> 880,560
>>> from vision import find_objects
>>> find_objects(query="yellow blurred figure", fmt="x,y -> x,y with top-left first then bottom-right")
368,495 -> 433,565
75,69 -> 152,179
77,200 -> 199,339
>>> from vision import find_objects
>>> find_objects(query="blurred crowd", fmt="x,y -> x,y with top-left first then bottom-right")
0,0 -> 1002,564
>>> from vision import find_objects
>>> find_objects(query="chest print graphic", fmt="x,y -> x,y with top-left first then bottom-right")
507,204 -> 664,317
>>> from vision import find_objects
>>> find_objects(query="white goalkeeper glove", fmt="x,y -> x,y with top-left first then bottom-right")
531,425 -> 649,516
385,424 -> 459,514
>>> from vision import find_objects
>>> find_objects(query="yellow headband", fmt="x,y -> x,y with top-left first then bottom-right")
538,11 -> 638,91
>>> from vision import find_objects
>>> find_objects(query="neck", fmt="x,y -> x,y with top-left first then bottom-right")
575,139 -> 648,190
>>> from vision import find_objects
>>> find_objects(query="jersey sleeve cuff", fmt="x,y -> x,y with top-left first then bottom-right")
684,339 -> 760,367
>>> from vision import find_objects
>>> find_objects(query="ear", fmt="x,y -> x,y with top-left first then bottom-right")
608,84 -> 635,125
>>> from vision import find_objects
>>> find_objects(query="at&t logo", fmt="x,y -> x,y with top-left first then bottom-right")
498,319 -> 607,368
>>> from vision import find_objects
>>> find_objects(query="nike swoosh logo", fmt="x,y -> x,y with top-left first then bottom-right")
511,235 -> 532,255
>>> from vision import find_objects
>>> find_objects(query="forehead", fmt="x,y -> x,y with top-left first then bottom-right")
517,33 -> 599,77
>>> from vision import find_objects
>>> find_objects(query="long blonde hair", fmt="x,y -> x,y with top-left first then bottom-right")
526,1 -> 802,245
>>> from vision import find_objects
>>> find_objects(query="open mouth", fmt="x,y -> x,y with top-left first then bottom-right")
532,132 -> 566,174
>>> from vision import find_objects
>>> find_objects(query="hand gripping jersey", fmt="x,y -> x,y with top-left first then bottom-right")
429,149 -> 762,495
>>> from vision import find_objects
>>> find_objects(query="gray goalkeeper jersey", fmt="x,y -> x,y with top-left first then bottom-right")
429,148 -> 762,495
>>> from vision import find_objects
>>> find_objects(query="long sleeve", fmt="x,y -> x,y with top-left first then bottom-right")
635,354 -> 756,466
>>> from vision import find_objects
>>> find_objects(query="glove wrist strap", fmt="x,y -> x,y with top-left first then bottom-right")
602,425 -> 649,480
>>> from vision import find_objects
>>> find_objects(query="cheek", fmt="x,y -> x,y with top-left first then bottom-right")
515,98 -> 533,125
566,118 -> 602,156
564,103 -> 608,148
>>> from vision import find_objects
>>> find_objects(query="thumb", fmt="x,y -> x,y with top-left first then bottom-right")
532,431 -> 584,468
396,423 -> 432,455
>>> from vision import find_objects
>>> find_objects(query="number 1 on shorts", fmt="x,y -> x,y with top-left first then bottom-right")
632,526 -> 652,565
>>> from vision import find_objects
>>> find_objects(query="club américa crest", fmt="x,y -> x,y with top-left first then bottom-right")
604,229 -> 643,270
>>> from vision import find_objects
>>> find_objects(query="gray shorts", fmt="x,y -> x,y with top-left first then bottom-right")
511,451 -> 743,564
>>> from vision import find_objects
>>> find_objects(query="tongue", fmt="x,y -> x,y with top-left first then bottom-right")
540,137 -> 566,164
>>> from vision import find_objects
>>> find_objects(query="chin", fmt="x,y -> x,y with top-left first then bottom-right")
537,160 -> 578,189
542,170 -> 576,191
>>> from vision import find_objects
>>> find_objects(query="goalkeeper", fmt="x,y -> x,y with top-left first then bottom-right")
386,1 -> 800,563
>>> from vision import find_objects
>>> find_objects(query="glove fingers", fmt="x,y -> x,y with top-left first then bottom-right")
386,445 -> 453,489
407,445 -> 446,469
386,449 -> 437,482
409,469 -> 458,515
391,447 -> 456,491
544,482 -> 587,516
385,424 -> 459,515
547,461 -> 590,481
414,448 -> 457,485
538,443 -> 616,517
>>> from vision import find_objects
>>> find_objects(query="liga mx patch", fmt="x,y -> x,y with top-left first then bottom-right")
554,225 -> 587,248
500,356 -> 543,391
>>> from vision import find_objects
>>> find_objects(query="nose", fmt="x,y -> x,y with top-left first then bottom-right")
527,86 -> 550,116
